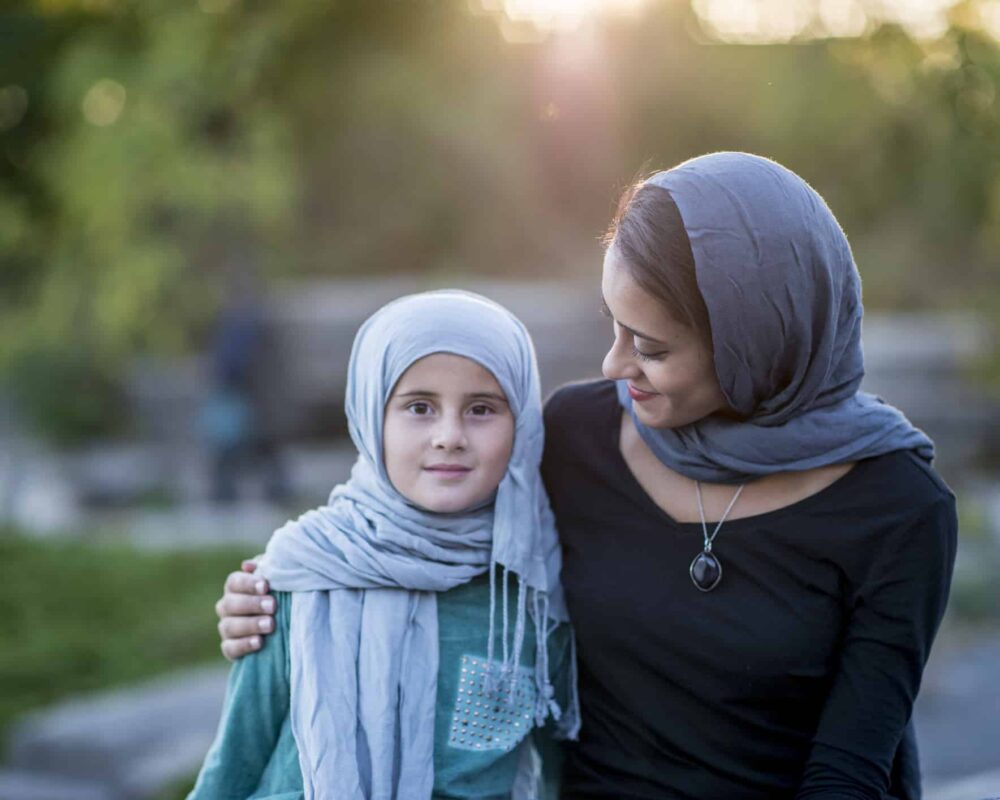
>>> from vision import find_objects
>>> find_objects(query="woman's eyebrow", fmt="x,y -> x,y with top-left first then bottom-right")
600,296 -> 670,345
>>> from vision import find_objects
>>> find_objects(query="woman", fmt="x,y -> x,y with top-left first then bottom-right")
216,153 -> 956,799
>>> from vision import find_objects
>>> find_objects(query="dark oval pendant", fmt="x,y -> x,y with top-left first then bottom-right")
690,550 -> 722,592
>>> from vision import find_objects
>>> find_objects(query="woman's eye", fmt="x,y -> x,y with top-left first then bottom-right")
407,402 -> 433,415
631,344 -> 667,362
469,404 -> 495,417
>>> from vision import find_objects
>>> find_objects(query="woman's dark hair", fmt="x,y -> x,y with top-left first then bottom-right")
604,180 -> 713,342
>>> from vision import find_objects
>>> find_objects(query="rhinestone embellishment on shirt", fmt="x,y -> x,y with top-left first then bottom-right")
447,654 -> 537,753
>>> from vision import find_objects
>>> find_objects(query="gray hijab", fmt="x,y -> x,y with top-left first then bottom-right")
259,290 -> 575,800
617,152 -> 934,483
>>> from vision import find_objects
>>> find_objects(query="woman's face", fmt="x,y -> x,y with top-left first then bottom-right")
601,244 -> 730,429
383,353 -> 515,513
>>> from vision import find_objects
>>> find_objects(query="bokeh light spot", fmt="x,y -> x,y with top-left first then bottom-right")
82,79 -> 126,126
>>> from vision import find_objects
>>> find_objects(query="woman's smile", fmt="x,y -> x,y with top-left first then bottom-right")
627,383 -> 658,402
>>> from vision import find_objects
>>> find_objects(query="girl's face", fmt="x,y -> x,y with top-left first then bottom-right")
383,353 -> 515,513
600,245 -> 730,429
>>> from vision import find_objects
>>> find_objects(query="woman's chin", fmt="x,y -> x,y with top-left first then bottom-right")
633,400 -> 700,430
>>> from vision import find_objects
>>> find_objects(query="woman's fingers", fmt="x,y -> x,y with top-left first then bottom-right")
220,635 -> 262,662
214,590 -> 275,620
224,569 -> 270,597
215,565 -> 275,661
218,614 -> 273,640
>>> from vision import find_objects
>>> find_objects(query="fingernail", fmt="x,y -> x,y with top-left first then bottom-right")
258,617 -> 272,632
261,597 -> 275,613
251,636 -> 261,649
255,580 -> 266,594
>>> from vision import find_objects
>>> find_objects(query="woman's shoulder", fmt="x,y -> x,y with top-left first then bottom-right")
847,449 -> 954,510
543,379 -> 617,435
820,449 -> 957,552
541,379 -> 618,469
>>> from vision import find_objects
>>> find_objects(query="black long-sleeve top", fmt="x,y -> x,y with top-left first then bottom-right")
541,380 -> 957,800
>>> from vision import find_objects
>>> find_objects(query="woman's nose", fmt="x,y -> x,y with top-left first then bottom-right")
602,325 -> 639,381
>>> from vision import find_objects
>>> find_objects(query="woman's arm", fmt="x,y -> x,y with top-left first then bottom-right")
216,558 -> 277,660
189,592 -> 292,799
796,494 -> 957,800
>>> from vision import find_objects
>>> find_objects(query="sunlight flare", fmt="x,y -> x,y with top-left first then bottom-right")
476,0 -> 648,32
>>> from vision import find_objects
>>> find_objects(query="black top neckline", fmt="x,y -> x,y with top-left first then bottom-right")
604,383 -> 877,532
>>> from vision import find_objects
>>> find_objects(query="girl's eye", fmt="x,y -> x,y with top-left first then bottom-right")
407,402 -> 433,416
469,404 -> 495,417
631,344 -> 667,362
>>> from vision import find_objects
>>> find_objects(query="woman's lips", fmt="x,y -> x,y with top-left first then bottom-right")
627,383 -> 658,402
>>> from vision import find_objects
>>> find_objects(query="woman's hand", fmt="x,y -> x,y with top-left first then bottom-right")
215,559 -> 276,661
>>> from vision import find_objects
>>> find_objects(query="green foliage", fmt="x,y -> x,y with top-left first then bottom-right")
0,531 -> 248,736
2,0 -> 1000,440
5,341 -> 124,443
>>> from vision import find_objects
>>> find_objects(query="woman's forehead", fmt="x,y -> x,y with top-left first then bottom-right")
602,248 -> 701,345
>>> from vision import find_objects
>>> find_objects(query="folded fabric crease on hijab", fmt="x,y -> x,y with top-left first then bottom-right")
617,152 -> 934,484
258,290 -> 577,800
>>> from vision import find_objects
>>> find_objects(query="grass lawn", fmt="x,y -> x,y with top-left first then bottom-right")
0,531 -> 251,738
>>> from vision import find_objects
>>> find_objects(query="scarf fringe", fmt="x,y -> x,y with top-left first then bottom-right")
485,565 -> 580,740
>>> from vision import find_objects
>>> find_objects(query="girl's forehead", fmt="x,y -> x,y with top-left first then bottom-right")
390,352 -> 507,397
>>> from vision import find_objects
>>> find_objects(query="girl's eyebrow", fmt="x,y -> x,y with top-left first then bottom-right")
468,392 -> 508,404
394,390 -> 508,404
600,296 -> 670,345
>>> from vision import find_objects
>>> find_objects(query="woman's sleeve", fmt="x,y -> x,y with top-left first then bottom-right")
796,495 -> 957,800
531,622 -> 576,800
187,591 -> 292,800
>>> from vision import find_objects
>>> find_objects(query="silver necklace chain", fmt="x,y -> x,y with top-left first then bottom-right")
695,482 -> 745,553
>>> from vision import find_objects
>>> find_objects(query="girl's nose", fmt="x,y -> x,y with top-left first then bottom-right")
431,414 -> 468,450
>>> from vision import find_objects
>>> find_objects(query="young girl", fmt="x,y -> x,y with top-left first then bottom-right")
188,290 -> 578,800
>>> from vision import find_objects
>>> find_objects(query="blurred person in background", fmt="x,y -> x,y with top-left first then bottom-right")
215,153 -> 956,799
200,255 -> 289,504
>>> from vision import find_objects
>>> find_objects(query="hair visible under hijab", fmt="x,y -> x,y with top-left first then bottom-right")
605,179 -> 712,341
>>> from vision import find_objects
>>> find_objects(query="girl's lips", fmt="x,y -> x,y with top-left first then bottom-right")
627,383 -> 658,402
424,465 -> 472,479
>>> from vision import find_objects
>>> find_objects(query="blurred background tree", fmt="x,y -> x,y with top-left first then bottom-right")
2,0 -> 999,442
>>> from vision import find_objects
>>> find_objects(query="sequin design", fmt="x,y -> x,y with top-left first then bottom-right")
447,654 -> 537,752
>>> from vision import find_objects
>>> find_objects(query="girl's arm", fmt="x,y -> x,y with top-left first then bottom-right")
796,495 -> 957,800
189,591 -> 292,799
217,558 -> 277,660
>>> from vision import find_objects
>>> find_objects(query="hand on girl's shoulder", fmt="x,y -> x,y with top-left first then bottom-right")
217,558 -> 277,661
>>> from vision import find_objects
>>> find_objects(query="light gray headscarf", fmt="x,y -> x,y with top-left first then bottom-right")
258,290 -> 575,800
617,152 -> 934,484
